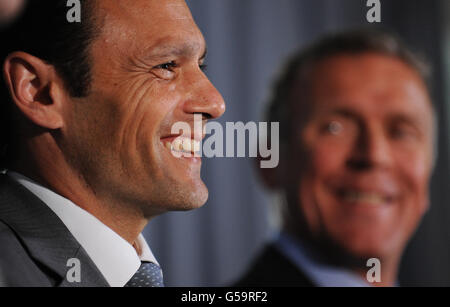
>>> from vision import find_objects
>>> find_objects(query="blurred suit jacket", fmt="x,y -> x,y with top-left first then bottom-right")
235,244 -> 315,287
0,174 -> 108,287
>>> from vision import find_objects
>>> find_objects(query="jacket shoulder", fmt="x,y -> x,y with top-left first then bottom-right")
0,219 -> 54,287
233,244 -> 315,287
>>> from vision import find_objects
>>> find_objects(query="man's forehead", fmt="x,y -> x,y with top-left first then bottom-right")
311,53 -> 427,91
99,0 -> 190,16
94,0 -> 204,56
288,58 -> 433,126
98,0 -> 197,37
306,55 -> 430,105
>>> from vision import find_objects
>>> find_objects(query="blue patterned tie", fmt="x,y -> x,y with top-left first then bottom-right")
125,262 -> 164,287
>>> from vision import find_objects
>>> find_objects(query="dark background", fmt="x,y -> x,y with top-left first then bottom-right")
144,0 -> 450,286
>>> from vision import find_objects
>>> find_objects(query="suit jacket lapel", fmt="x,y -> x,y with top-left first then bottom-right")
0,174 -> 109,287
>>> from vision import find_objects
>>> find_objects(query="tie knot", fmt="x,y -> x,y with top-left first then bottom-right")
125,262 -> 164,287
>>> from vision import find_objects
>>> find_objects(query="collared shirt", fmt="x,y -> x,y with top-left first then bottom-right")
8,171 -> 158,287
275,232 -> 371,287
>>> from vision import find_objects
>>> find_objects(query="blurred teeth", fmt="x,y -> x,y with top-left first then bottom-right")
343,191 -> 387,205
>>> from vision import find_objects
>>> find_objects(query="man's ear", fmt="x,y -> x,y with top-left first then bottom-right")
3,51 -> 66,130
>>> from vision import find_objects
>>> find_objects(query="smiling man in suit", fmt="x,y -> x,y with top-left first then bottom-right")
237,30 -> 436,287
0,0 -> 225,287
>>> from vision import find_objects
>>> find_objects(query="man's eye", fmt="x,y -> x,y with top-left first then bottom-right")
321,121 -> 344,135
390,126 -> 418,141
154,61 -> 178,71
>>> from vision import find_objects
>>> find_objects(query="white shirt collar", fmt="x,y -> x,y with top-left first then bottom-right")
8,171 -> 158,287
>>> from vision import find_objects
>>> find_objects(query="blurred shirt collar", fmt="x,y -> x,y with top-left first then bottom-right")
275,232 -> 372,287
8,171 -> 158,287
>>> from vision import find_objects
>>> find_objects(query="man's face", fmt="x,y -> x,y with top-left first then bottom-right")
61,0 -> 225,216
286,53 -> 434,259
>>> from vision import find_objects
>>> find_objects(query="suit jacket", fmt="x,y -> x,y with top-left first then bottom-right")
234,244 -> 315,287
0,174 -> 109,287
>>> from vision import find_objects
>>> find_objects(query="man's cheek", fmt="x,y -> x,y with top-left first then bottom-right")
312,142 -> 347,172
397,152 -> 431,215
398,151 -> 430,189
298,178 -> 322,234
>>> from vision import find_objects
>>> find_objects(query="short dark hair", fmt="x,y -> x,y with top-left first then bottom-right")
0,0 -> 100,169
266,29 -> 432,146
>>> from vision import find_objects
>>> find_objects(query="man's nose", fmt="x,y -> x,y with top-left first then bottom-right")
183,73 -> 226,120
347,125 -> 393,171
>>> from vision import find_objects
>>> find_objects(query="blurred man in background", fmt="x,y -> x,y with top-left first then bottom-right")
0,0 -> 224,287
237,30 -> 436,287
0,0 -> 25,27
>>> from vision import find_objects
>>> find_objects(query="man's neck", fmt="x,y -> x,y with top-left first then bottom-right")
11,161 -> 148,245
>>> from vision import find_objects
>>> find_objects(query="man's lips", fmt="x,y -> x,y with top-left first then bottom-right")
328,173 -> 400,206
331,177 -> 399,206
335,188 -> 396,206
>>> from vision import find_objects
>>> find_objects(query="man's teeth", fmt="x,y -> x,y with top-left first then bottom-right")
165,137 -> 201,154
342,191 -> 388,205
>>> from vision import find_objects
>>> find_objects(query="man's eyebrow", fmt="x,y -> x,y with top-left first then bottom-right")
327,108 -> 427,128
140,41 -> 207,61
388,113 -> 427,128
326,108 -> 360,120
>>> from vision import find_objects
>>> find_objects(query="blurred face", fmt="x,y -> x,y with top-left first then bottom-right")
61,0 -> 225,216
0,0 -> 25,25
286,53 -> 434,259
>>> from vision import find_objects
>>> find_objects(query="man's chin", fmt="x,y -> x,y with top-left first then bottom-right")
178,192 -> 209,211
331,234 -> 396,261
164,181 -> 209,212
